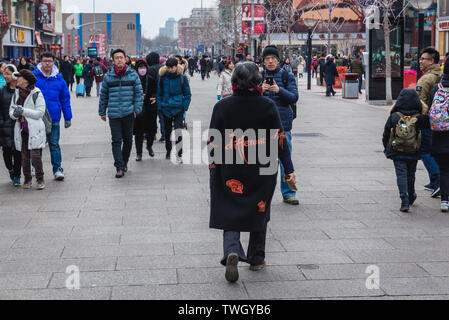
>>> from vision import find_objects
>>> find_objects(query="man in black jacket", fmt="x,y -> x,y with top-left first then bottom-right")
59,56 -> 74,91
200,55 -> 207,80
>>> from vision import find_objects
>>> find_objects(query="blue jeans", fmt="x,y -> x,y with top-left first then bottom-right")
421,129 -> 440,186
393,159 -> 418,207
47,122 -> 62,174
280,131 -> 296,199
358,75 -> 363,92
158,111 -> 165,138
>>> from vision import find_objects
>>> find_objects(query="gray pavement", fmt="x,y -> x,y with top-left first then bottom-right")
0,72 -> 449,300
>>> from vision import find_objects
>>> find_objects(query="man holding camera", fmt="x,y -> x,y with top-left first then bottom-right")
262,45 -> 299,206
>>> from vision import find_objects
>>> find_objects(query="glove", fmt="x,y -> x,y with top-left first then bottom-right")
65,121 -> 72,129
13,106 -> 24,118
217,95 -> 222,101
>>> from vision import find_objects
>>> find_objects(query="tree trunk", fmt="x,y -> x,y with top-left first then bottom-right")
383,6 -> 393,105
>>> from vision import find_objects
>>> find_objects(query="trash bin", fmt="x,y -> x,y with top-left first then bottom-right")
341,73 -> 360,99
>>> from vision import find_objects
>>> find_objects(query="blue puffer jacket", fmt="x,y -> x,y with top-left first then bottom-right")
157,65 -> 191,118
34,64 -> 72,123
263,67 -> 298,132
99,66 -> 143,119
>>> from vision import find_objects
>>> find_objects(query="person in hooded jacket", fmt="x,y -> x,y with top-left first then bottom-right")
382,89 -> 430,212
427,58 -> 449,212
93,57 -> 108,97
59,56 -> 75,90
0,64 -> 21,186
323,56 -> 338,96
82,60 -> 94,97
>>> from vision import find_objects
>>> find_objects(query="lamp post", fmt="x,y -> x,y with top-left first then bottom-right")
303,18 -> 316,91
408,0 -> 433,80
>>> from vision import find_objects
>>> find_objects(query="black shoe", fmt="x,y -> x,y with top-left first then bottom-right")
283,197 -> 300,206
359,91 -> 362,94
166,153 -> 170,160
225,253 -> 239,283
115,170 -> 125,179
409,194 -> 417,206
425,183 -> 437,191
148,148 -> 155,158
249,261 -> 266,272
400,206 -> 410,213
332,91 -> 336,96
432,186 -> 441,198
124,166 -> 128,173
136,154 -> 142,162
159,137 -> 166,143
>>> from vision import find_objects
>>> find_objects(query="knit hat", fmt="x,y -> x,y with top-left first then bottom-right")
263,45 -> 280,61
16,69 -> 37,86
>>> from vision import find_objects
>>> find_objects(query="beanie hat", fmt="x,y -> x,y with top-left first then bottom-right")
263,45 -> 280,61
17,69 -> 37,86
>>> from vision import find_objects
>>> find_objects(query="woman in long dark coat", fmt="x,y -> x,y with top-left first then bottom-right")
208,62 -> 296,283
323,56 -> 338,97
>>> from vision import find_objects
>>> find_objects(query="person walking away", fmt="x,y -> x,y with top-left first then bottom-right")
382,89 -> 430,212
282,57 -> 293,74
188,56 -> 195,77
0,63 -> 7,88
428,58 -> 449,212
217,60 -> 234,101
416,47 -> 442,195
99,49 -> 143,178
312,57 -> 319,78
262,45 -> 299,206
0,64 -> 21,186
82,59 -> 94,97
291,54 -> 300,79
318,55 -> 326,86
200,55 -> 207,81
351,54 -> 365,95
33,52 -> 72,181
157,58 -> 191,163
93,57 -> 108,97
9,70 -> 47,190
323,56 -> 338,97
208,62 -> 296,282
60,56 -> 74,90
206,57 -> 212,79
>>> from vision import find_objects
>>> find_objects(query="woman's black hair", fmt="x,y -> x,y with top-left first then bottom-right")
5,65 -> 17,74
231,62 -> 263,90
224,60 -> 234,70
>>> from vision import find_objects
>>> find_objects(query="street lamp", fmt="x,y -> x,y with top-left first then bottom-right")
408,0 -> 433,80
303,18 -> 317,90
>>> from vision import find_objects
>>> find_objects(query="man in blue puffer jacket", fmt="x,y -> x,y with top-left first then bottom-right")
157,57 -> 191,163
33,52 -> 72,181
262,45 -> 299,206
99,49 -> 143,178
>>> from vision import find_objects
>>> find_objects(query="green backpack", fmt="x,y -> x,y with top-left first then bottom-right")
389,112 -> 421,154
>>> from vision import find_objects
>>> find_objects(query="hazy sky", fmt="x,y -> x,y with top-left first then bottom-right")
61,0 -> 216,39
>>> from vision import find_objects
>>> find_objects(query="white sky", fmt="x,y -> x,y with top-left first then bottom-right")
61,0 -> 217,39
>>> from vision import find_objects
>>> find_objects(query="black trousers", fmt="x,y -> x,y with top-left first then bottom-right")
221,223 -> 267,266
75,76 -> 81,85
164,111 -> 184,157
109,114 -> 134,171
393,159 -> 418,206
134,107 -> 158,155
320,72 -> 324,86
435,155 -> 449,202
2,146 -> 21,178
201,71 -> 206,80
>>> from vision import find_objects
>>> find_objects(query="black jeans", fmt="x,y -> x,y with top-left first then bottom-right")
435,155 -> 449,202
86,86 -> 92,96
221,223 -> 267,266
326,84 -> 335,96
76,76 -> 81,85
164,111 -> 184,157
109,113 -> 134,171
201,71 -> 206,80
2,146 -> 21,178
134,107 -> 158,155
320,72 -> 324,86
393,159 -> 418,206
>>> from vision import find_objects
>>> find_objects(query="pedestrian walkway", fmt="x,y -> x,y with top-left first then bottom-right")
1,73 -> 449,300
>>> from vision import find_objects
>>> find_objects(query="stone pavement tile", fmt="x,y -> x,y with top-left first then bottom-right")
324,227 -> 428,239
167,207 -> 210,216
0,257 -> 117,273
5,226 -> 74,239
83,200 -> 126,210
418,262 -> 449,276
173,240 -> 285,256
165,201 -> 210,208
280,239 -> 395,252
26,217 -> 124,228
304,210 -> 398,221
344,249 -> 449,263
120,232 -> 221,245
12,234 -> 121,249
0,273 -> 51,290
62,243 -> 174,259
111,283 -> 249,300
71,224 -> 171,237
380,277 -> 449,296
299,263 -> 429,280
117,254 -> 222,270
269,230 -> 331,241
0,218 -> 31,229
383,237 -> 449,251
177,266 -> 305,284
265,250 -> 352,266
79,208 -> 168,219
268,220 -> 366,231
49,269 -> 178,289
3,246 -> 65,260
123,215 -> 208,226
244,280 -> 385,299
0,287 -> 112,300
0,239 -> 15,250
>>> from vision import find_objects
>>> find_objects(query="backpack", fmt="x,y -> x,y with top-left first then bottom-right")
281,70 -> 298,120
94,65 -> 104,78
85,66 -> 93,78
13,91 -> 52,135
429,83 -> 449,132
389,112 -> 421,154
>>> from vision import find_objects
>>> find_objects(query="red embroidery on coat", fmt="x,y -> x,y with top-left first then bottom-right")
209,164 -> 216,169
225,133 -> 266,164
272,129 -> 287,150
226,179 -> 244,194
258,201 -> 267,213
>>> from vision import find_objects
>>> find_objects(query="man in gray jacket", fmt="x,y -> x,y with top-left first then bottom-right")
99,49 -> 143,178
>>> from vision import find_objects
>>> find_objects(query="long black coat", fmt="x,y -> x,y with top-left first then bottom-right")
0,85 -> 16,148
208,90 -> 292,232
60,60 -> 74,84
323,60 -> 338,86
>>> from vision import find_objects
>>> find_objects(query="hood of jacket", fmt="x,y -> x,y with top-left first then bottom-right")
159,64 -> 184,78
424,63 -> 443,76
146,52 -> 160,66
390,89 -> 423,116
36,63 -> 59,78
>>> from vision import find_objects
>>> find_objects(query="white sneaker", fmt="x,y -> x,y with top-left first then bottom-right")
441,202 -> 449,213
175,156 -> 183,165
54,171 -> 65,181
31,167 -> 35,177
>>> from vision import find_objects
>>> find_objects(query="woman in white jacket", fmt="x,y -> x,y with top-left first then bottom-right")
9,69 -> 46,190
217,60 -> 235,100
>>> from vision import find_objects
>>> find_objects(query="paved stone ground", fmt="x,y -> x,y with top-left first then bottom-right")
1,72 -> 449,300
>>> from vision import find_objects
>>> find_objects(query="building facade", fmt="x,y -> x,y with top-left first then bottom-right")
35,0 -> 63,59
159,17 -> 177,39
438,0 -> 449,55
62,12 -> 142,57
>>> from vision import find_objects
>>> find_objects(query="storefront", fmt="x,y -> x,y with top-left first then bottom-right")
3,25 -> 35,59
438,19 -> 449,56
35,31 -> 61,58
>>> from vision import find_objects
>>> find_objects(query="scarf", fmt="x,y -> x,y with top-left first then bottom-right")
115,65 -> 127,78
17,86 -> 33,106
232,86 -> 263,96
